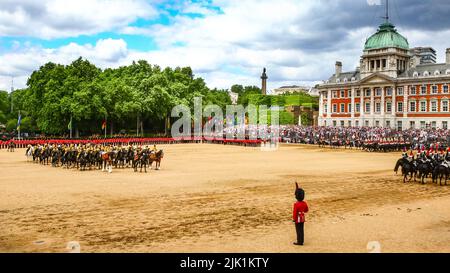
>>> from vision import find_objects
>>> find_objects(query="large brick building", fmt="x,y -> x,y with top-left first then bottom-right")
318,20 -> 450,130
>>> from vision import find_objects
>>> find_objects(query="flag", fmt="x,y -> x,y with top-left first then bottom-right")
102,120 -> 107,130
68,117 -> 72,131
16,113 -> 22,131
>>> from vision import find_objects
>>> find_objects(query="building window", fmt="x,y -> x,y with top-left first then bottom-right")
333,104 -> 337,113
397,87 -> 404,96
348,90 -> 352,97
348,121 -> 352,127
432,85 -> 438,94
443,121 -> 448,130
365,120 -> 370,127
444,85 -> 449,94
420,121 -> 426,129
410,86 -> 416,95
442,100 -> 449,112
409,101 -> 416,112
348,103 -> 352,113
324,104 -> 328,113
386,88 -> 392,96
365,89 -> 371,97
375,120 -> 380,127
386,102 -> 392,113
365,102 -> 371,113
410,121 -> 416,129
420,101 -> 427,112
431,121 -> 437,129
397,102 -> 403,112
355,120 -> 359,127
356,90 -> 361,97
421,86 -> 427,95
386,120 -> 391,128
333,120 -> 337,127
332,91 -> 338,98
340,90 -> 345,98
431,101 -> 437,112
340,120 -> 345,127
355,103 -> 360,113
397,121 -> 403,131
375,102 -> 381,113
375,88 -> 382,96
340,103 -> 345,113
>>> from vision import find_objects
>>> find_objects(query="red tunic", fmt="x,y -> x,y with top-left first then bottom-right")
293,201 -> 309,224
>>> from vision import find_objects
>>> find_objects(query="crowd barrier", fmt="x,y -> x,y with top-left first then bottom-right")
0,137 -> 263,149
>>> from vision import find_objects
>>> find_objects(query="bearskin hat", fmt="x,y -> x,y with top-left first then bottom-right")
295,182 -> 305,201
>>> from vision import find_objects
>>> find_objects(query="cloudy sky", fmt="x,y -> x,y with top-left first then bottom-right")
1,0 -> 450,93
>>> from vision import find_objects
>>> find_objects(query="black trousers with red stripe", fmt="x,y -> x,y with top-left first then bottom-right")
295,222 -> 305,245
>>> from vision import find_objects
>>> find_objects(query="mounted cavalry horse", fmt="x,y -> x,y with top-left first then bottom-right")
394,156 -> 417,183
101,148 -> 115,173
433,162 -> 450,186
25,143 -> 165,174
149,150 -> 164,170
7,141 -> 16,152
25,145 -> 34,161
394,151 -> 450,186
133,148 -> 149,173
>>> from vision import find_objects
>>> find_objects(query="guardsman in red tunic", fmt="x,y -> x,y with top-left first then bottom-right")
293,182 -> 309,246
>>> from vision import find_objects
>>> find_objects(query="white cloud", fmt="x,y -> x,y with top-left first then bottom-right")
366,0 -> 382,6
1,0 -> 450,93
0,39 -> 129,90
115,0 -> 361,89
0,0 -> 157,39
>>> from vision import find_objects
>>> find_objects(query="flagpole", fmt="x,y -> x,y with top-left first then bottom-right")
70,115 -> 73,139
105,115 -> 107,138
18,110 -> 21,141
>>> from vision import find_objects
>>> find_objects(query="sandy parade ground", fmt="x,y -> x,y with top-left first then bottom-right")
0,144 -> 449,253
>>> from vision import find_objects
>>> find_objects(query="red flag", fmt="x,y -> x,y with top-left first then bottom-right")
102,120 -> 107,130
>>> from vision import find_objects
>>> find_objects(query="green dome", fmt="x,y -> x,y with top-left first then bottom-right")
364,22 -> 409,50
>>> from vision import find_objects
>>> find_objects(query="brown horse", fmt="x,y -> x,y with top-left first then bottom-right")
149,150 -> 164,170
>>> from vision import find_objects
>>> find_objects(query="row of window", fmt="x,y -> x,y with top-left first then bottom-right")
413,70 -> 450,77
329,85 -> 450,99
325,100 -> 450,114
406,100 -> 449,112
327,120 -> 449,130
328,120 -> 399,128
330,70 -> 450,84
410,85 -> 450,95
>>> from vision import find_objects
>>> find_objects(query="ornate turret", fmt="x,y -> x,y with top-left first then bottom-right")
364,22 -> 409,51
360,0 -> 410,79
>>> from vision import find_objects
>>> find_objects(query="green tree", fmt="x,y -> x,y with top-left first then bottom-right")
0,90 -> 9,113
231,84 -> 244,94
21,58 -> 236,136
6,119 -> 17,132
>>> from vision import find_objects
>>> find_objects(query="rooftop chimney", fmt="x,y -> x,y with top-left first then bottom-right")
335,61 -> 342,77
446,48 -> 450,64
